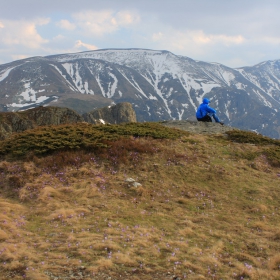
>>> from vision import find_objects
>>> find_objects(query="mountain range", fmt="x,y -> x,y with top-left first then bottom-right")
0,48 -> 280,138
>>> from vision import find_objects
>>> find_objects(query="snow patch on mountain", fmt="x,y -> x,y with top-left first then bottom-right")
62,63 -> 86,93
50,64 -> 76,92
0,66 -> 17,82
8,95 -> 54,110
96,75 -> 106,98
119,70 -> 148,98
107,73 -> 118,98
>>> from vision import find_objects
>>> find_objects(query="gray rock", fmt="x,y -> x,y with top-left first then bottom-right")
0,102 -> 136,139
0,106 -> 82,140
132,182 -> 142,188
125,178 -> 136,183
125,178 -> 142,188
160,120 -> 237,135
83,102 -> 136,125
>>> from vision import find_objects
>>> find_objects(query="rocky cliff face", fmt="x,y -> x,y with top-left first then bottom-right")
0,103 -> 137,139
83,102 -> 136,124
0,106 -> 83,140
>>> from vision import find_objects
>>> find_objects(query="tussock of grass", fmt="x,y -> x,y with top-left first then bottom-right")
268,254 -> 280,270
0,124 -> 280,279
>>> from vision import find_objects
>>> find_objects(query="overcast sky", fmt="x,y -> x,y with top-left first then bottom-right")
0,0 -> 279,67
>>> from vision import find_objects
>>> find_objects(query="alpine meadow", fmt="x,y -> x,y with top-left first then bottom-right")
0,122 -> 280,279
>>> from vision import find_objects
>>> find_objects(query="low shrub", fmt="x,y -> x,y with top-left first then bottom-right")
263,147 -> 280,167
0,122 -> 185,158
96,122 -> 188,139
226,130 -> 280,146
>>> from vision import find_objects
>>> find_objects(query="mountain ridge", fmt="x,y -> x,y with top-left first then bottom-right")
0,48 -> 280,138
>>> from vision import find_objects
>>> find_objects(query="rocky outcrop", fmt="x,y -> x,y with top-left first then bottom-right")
0,106 -> 83,140
0,103 -> 137,139
22,106 -> 84,126
160,120 -> 237,135
83,102 -> 137,124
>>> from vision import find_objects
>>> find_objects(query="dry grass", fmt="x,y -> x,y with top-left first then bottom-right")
0,125 -> 280,279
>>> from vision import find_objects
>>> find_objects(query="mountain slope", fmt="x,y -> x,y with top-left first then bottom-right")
0,123 -> 280,279
0,49 -> 280,137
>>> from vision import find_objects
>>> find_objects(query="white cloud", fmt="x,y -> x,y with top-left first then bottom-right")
57,19 -> 76,30
73,11 -> 117,35
114,11 -> 140,26
11,54 -> 29,61
52,34 -> 66,41
152,32 -> 163,41
153,29 -> 244,48
40,39 -> 98,56
74,40 -> 98,50
35,18 -> 51,26
260,36 -> 280,45
72,10 -> 140,36
150,29 -> 246,60
0,18 -> 50,49
0,1 -> 279,67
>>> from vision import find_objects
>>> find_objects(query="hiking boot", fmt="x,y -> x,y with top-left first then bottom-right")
220,122 -> 224,126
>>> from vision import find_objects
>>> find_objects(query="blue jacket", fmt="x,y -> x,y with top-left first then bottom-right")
196,98 -> 216,119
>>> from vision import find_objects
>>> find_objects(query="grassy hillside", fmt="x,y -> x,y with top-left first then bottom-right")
0,123 -> 280,280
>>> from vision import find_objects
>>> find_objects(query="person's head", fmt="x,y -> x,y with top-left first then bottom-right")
203,98 -> 210,104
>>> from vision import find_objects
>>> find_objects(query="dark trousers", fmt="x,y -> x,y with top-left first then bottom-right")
197,115 -> 212,122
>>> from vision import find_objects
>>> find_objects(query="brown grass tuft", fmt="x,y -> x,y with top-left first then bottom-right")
268,253 -> 280,270
96,258 -> 114,270
0,229 -> 8,240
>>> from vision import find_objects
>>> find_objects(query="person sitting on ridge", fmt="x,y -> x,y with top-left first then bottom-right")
196,98 -> 224,125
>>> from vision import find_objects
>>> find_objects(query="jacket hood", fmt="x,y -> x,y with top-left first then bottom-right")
203,98 -> 210,104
